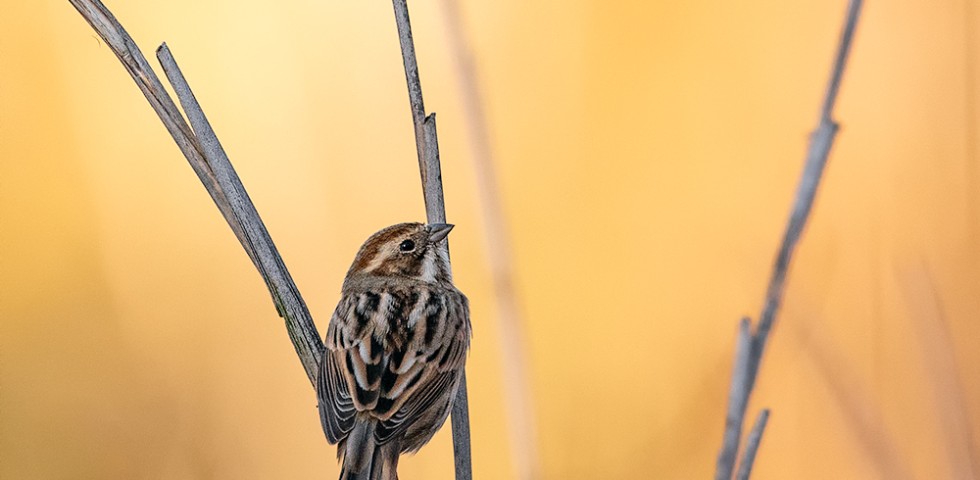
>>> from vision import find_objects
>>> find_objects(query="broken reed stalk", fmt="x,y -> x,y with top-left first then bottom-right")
67,0 -> 324,386
390,1 -> 472,479
734,410 -> 770,480
439,1 -> 538,478
713,1 -> 863,478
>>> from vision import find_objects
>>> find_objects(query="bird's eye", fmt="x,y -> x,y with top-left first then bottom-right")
399,239 -> 416,252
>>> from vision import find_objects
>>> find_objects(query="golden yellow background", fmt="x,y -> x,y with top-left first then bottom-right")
2,1 -> 978,478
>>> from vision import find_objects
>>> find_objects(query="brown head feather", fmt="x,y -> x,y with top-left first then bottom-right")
346,222 -> 453,284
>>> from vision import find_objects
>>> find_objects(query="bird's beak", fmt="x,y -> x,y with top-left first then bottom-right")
427,223 -> 454,243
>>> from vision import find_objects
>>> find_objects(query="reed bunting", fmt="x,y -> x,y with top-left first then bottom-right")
317,222 -> 471,480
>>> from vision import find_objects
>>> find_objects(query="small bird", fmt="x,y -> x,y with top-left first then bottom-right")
317,222 -> 471,480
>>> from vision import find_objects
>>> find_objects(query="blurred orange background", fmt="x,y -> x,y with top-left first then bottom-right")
2,1 -> 978,479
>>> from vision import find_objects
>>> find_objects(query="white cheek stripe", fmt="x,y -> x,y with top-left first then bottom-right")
420,249 -> 438,282
363,249 -> 388,273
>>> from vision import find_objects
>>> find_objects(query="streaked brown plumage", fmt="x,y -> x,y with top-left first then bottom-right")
317,222 -> 471,480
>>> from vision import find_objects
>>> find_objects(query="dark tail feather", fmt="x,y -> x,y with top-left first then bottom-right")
339,422 -> 400,480
340,421 -> 375,480
368,442 -> 400,480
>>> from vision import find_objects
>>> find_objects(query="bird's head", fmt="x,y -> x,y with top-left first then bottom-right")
346,222 -> 454,283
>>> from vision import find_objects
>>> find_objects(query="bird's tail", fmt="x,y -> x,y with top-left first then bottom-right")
339,421 -> 400,480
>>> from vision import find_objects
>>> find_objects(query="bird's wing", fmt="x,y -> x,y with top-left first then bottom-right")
318,291 -> 383,444
372,289 -> 470,446
375,367 -> 458,446
317,347 -> 356,444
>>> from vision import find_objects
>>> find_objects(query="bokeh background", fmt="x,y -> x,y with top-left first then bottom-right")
2,1 -> 979,478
